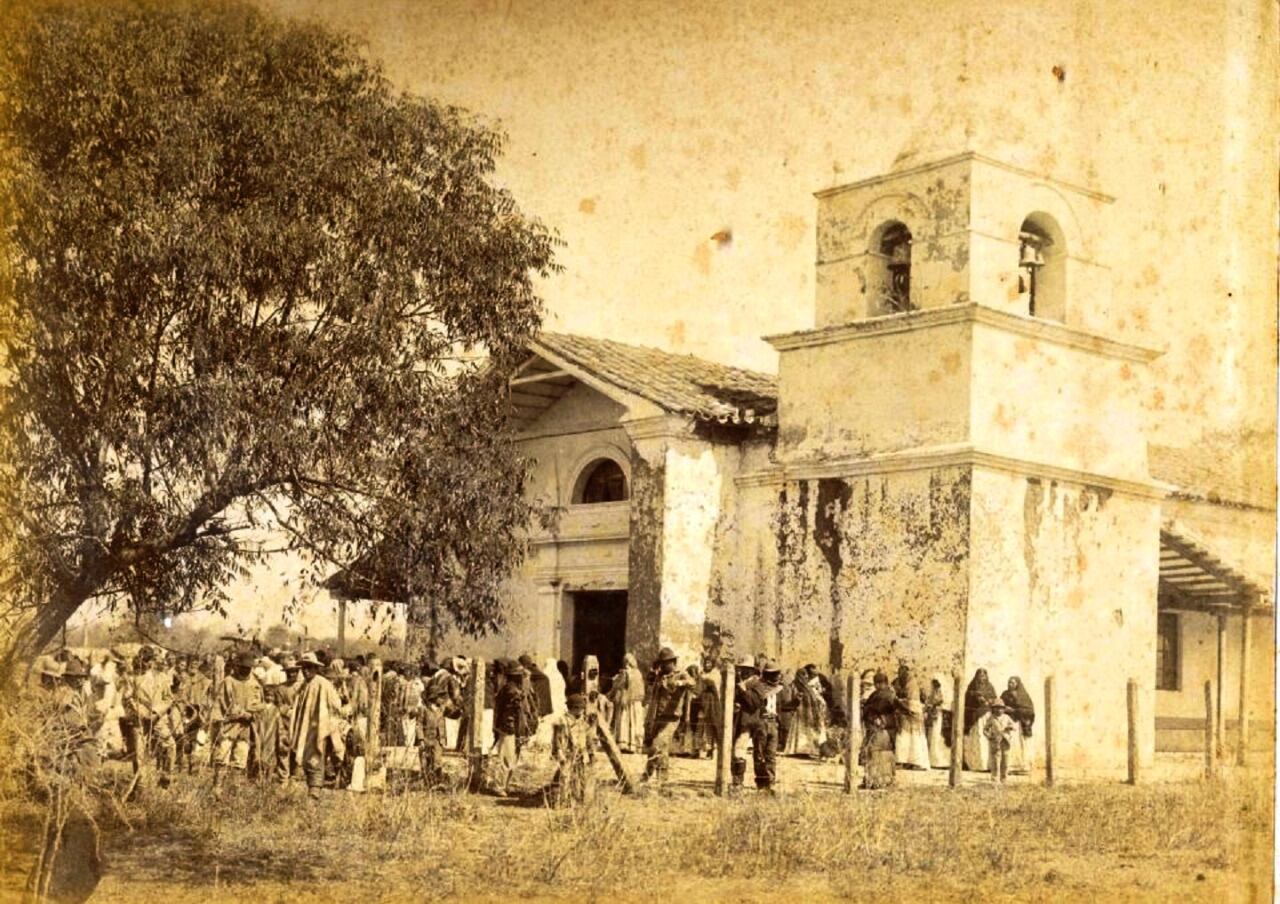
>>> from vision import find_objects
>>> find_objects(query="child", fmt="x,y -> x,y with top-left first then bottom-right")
548,693 -> 595,807
417,683 -> 450,790
983,702 -> 1017,783
860,714 -> 896,789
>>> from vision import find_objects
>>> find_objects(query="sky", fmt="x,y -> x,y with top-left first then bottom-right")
75,0 -> 1278,642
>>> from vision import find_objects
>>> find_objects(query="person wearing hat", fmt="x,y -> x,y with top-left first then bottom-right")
416,679 -> 452,789
269,654 -> 304,783
547,692 -> 594,807
727,654 -> 759,792
982,700 -> 1017,783
172,655 -> 212,774
211,650 -> 265,795
290,652 -> 348,799
641,646 -> 696,784
128,644 -> 178,786
489,660 -> 531,797
737,658 -> 793,792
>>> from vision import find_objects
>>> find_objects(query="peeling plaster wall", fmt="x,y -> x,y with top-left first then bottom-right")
968,467 -> 1161,775
624,438 -> 665,665
775,321 -> 972,460
766,467 -> 972,677
970,323 -> 1150,481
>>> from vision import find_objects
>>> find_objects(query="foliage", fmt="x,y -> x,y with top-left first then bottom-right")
0,0 -> 559,677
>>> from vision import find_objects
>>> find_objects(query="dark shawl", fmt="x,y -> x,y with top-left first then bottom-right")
519,656 -> 554,717
1001,677 -> 1036,736
963,670 -> 998,734
862,686 -> 899,733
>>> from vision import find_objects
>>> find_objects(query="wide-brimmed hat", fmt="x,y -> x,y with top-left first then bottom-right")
298,652 -> 324,668
504,661 -> 527,678
36,657 -> 65,679
565,693 -> 587,709
760,659 -> 781,675
61,659 -> 89,679
656,646 -> 677,663
279,655 -> 300,671
737,655 -> 758,671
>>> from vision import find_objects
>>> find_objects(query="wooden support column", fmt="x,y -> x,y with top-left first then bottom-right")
1043,675 -> 1055,787
1237,605 -> 1252,766
949,672 -> 964,788
1126,678 -> 1139,785
844,672 -> 860,794
1215,610 -> 1227,759
595,720 -> 638,794
466,658 -> 486,792
1203,679 -> 1216,779
337,598 -> 347,658
715,662 -> 735,796
368,657 -> 383,766
209,654 -> 225,767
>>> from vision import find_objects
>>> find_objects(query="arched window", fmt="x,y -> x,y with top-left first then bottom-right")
574,458 -> 628,504
1018,213 -> 1066,321
868,220 -> 914,314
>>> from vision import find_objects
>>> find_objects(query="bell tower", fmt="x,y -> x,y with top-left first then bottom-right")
763,150 -> 1165,776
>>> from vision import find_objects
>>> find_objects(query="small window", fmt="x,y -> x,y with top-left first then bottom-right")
1156,612 -> 1180,691
575,459 -> 627,504
878,222 -> 913,313
1017,214 -> 1066,321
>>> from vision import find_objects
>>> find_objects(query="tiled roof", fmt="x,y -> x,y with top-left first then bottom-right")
534,332 -> 777,425
1149,442 -> 1275,510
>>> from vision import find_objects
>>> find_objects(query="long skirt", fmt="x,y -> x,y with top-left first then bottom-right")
927,715 -> 949,768
613,700 -> 646,752
1007,730 -> 1032,773
895,712 -> 931,769
864,750 -> 895,789
783,710 -> 828,757
963,718 -> 990,771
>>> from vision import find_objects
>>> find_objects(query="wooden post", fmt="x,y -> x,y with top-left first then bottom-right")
1126,678 -> 1139,785
715,662 -> 735,796
843,673 -> 859,793
367,657 -> 382,766
1204,679 -> 1216,779
208,654 -> 225,767
337,598 -> 347,657
949,672 -> 964,788
466,658 -> 486,792
595,719 -> 637,794
1237,607 -> 1252,766
1043,675 -> 1055,787
1215,610 -> 1227,759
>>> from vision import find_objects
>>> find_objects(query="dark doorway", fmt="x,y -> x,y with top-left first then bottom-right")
570,590 -> 628,678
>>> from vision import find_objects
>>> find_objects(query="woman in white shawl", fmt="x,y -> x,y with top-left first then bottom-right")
925,674 -> 950,769
609,653 -> 646,752
892,663 -> 931,770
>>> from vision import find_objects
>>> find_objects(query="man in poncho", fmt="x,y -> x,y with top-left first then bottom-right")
642,647 -> 696,784
290,652 -> 347,800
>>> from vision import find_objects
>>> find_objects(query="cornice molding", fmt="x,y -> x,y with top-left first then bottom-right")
737,443 -> 1168,501
813,151 -> 1114,204
764,303 -> 1162,364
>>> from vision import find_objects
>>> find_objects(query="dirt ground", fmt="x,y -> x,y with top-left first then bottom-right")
3,748 -> 1272,903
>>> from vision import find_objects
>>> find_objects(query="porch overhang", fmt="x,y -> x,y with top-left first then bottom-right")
1157,521 -> 1272,614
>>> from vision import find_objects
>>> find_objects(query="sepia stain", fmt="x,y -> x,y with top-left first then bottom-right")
629,143 -> 647,171
778,214 -> 807,251
710,228 -> 732,247
941,351 -> 961,375
1052,64 -> 1066,82
665,320 -> 687,347
725,167 -> 741,191
578,197 -> 596,214
692,241 -> 712,276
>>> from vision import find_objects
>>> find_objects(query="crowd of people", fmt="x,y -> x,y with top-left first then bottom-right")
28,642 -> 1036,804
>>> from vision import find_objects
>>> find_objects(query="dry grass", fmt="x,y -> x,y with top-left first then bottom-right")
46,767 -> 1267,903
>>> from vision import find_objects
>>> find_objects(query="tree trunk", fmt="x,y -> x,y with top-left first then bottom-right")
0,584 -> 96,687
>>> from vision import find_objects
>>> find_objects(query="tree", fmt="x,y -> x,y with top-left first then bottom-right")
0,0 -> 558,681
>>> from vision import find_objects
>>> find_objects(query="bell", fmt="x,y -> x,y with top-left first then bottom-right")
889,241 -> 911,266
1019,240 -> 1044,268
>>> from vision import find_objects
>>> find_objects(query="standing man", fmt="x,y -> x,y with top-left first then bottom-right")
490,660 -> 531,797
211,650 -> 265,797
738,659 -> 789,793
291,652 -> 346,800
642,647 -> 695,785
416,680 -> 450,790
548,693 -> 594,807
130,646 -> 178,787
729,655 -> 759,793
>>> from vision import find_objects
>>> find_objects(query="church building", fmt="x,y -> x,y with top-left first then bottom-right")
344,149 -> 1275,776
